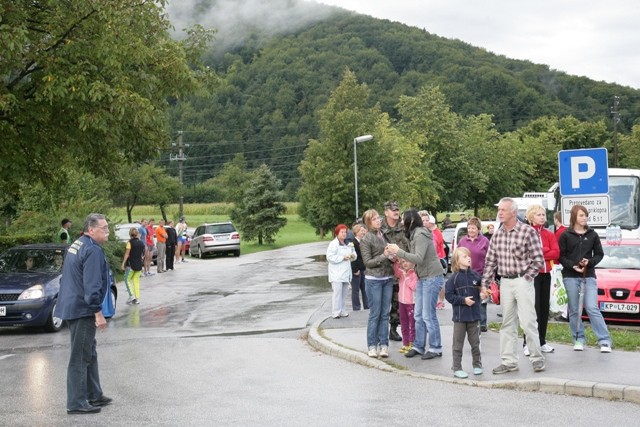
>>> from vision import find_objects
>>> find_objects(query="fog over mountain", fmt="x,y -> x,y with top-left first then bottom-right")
166,0 -> 341,53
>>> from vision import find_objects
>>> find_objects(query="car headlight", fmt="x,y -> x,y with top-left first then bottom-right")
18,284 -> 45,300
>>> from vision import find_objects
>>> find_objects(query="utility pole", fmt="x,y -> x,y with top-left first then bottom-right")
611,96 -> 620,167
170,131 -> 187,218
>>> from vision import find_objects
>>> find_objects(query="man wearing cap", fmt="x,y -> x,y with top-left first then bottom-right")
381,200 -> 409,341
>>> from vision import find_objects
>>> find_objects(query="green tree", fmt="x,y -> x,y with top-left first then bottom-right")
298,70 -> 433,235
619,124 -> 640,169
110,164 -> 178,223
1,1 -> 212,215
231,165 -> 287,245
207,154 -> 251,203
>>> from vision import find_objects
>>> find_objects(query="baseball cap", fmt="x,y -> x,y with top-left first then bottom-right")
383,200 -> 400,211
428,215 -> 436,224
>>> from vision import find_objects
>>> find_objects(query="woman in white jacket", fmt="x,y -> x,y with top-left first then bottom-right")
327,224 -> 356,319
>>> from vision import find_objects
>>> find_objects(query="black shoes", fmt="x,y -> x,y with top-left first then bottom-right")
405,349 -> 422,358
421,351 -> 443,360
67,405 -> 101,415
89,396 -> 113,407
480,325 -> 488,332
389,327 -> 402,342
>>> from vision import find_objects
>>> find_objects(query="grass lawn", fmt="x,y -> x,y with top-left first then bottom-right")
488,321 -> 640,352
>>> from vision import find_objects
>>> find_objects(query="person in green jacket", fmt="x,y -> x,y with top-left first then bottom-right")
58,218 -> 72,244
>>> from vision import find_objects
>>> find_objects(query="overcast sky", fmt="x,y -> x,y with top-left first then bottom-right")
317,0 -> 640,89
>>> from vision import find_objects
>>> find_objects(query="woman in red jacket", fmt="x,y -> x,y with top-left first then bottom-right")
523,204 -> 560,356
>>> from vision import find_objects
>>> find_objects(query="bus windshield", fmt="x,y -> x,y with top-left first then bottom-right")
609,175 -> 640,229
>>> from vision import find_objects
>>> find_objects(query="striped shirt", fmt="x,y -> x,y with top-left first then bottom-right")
481,221 -> 544,286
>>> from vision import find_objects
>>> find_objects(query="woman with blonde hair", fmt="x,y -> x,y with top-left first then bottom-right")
360,209 -> 394,358
522,204 -> 559,355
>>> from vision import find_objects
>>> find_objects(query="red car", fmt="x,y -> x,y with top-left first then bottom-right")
592,239 -> 640,324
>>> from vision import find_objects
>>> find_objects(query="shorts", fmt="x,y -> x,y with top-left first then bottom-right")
146,244 -> 155,252
178,236 -> 187,244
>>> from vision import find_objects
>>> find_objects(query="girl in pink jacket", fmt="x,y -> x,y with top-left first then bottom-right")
394,259 -> 418,353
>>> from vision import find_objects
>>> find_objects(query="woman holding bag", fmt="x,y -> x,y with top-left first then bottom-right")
558,204 -> 612,353
326,224 -> 355,319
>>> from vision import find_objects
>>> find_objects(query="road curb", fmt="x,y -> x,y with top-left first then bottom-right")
307,317 -> 640,405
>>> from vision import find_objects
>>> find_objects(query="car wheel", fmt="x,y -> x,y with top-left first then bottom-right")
233,250 -> 240,257
44,301 -> 64,333
198,245 -> 204,258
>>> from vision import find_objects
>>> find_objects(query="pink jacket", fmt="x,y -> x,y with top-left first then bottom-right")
394,263 -> 417,304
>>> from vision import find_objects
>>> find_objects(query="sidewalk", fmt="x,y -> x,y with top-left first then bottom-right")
307,304 -> 640,404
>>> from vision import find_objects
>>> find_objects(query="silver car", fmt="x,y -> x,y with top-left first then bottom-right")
189,222 -> 240,258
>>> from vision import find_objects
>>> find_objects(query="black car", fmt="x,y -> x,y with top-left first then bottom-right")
0,244 -> 117,333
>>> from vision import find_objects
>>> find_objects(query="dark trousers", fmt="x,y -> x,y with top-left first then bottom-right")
351,271 -> 368,310
399,302 -> 415,346
452,321 -> 482,371
66,317 -> 103,410
166,244 -> 176,270
523,272 -> 551,346
390,280 -> 400,328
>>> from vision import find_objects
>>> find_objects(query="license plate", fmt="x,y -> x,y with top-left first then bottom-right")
214,235 -> 229,241
600,302 -> 640,313
0,306 -> 5,316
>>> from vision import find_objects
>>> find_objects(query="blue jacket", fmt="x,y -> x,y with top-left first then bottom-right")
445,269 -> 482,323
55,235 -> 109,320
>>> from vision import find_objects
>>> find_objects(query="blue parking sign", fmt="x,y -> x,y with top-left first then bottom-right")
558,148 -> 608,196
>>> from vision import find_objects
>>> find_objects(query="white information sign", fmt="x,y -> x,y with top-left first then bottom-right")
561,196 -> 610,226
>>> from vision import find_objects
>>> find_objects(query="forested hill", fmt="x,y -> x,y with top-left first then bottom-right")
168,6 -> 640,198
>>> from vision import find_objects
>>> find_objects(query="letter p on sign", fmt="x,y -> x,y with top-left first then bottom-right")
558,148 -> 609,196
570,156 -> 596,189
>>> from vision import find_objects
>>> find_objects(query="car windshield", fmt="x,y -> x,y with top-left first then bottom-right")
598,244 -> 640,270
0,248 -> 66,273
205,224 -> 235,234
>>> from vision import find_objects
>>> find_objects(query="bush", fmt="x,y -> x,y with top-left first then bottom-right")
0,234 -> 53,254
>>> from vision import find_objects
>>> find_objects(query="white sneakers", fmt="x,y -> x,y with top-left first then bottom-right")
379,346 -> 389,358
523,343 -> 554,356
367,347 -> 378,357
573,341 -> 585,351
600,344 -> 612,353
540,344 -> 555,353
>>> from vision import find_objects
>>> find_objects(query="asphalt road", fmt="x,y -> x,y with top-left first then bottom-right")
1,242 -> 639,426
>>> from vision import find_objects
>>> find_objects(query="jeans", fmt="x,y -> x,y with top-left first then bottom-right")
351,271 -> 368,310
414,275 -> 444,354
564,277 -> 611,346
66,317 -> 103,410
365,278 -> 393,348
157,242 -> 166,271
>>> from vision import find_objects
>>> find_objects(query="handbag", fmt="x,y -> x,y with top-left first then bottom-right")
101,264 -> 116,318
549,264 -> 568,316
489,281 -> 500,305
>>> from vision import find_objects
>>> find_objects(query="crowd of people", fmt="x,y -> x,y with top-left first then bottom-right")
326,198 -> 612,378
121,217 -> 190,305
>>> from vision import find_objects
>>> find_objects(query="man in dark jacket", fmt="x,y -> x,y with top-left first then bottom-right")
55,213 -> 112,414
381,200 -> 409,341
165,220 -> 178,271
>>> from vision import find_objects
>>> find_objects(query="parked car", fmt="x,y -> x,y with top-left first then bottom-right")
183,227 -> 195,254
442,227 -> 456,271
189,222 -> 240,258
589,240 -> 640,324
0,243 -> 117,333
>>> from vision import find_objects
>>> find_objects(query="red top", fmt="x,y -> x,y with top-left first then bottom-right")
533,224 -> 560,273
431,227 -> 446,259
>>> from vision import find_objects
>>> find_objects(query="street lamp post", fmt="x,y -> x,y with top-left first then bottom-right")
353,134 -> 374,219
